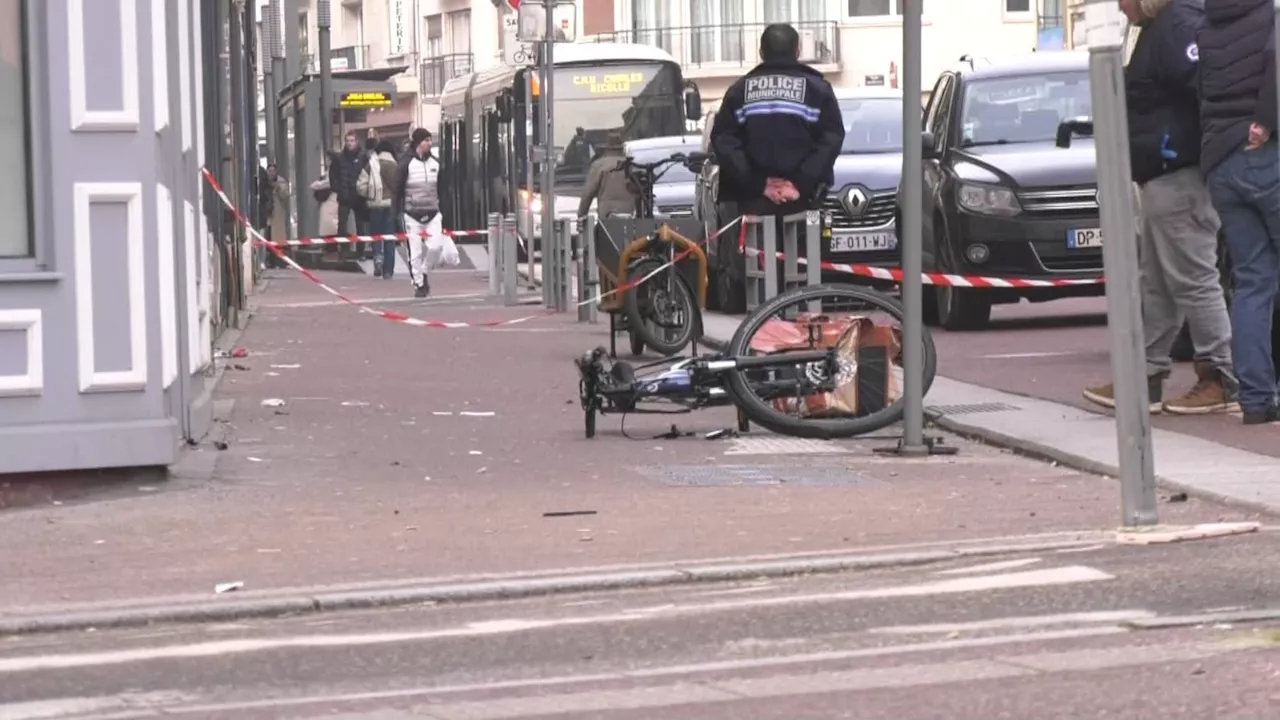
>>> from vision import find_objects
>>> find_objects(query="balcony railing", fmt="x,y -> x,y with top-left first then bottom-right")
589,22 -> 839,72
421,53 -> 474,97
303,44 -> 370,73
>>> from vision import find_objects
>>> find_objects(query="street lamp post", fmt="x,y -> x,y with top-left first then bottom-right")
317,0 -> 333,153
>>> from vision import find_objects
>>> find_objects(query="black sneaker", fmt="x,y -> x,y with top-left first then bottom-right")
414,283 -> 429,298
372,264 -> 383,278
1242,405 -> 1279,425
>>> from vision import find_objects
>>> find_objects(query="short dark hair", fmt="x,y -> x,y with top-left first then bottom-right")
760,23 -> 800,62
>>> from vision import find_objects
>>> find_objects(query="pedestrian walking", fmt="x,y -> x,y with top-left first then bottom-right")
708,23 -> 845,220
365,140 -> 400,279
1197,0 -> 1280,424
334,131 -> 371,257
576,130 -> 637,220
1083,0 -> 1238,415
393,128 -> 443,298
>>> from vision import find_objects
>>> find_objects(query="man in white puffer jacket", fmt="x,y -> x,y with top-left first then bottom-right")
392,128 -> 441,298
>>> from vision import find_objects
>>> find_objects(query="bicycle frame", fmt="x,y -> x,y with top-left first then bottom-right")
577,345 -> 838,419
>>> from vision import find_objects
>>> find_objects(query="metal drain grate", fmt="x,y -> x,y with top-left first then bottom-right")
631,464 -> 873,487
927,402 -> 1021,416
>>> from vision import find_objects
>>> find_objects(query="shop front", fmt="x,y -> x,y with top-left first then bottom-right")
0,0 -> 216,474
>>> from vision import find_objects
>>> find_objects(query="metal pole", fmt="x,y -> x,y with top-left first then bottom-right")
317,0 -> 333,152
897,0 -> 926,454
229,0 -> 250,311
540,2 -> 557,308
524,72 -> 536,289
264,0 -> 282,163
1086,0 -> 1156,526
487,212 -> 500,295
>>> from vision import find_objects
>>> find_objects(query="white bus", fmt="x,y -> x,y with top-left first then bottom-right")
438,43 -> 703,238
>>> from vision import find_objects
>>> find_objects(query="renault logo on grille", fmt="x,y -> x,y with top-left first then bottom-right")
843,187 -> 870,216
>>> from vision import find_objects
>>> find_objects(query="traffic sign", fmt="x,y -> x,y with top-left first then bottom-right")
506,0 -> 519,10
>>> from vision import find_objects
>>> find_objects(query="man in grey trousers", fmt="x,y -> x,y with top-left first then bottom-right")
1084,0 -> 1237,414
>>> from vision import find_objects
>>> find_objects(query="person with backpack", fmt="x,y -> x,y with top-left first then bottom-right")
361,140 -> 401,278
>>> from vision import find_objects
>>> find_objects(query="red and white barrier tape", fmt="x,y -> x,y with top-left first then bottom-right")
744,247 -> 1104,288
201,167 -> 741,328
269,229 -> 487,247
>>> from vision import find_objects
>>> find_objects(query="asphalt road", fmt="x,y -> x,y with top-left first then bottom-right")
930,296 -> 1280,457
3,532 -> 1279,719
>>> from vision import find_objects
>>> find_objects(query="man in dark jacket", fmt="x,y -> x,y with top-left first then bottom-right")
1084,0 -> 1237,415
1198,0 -> 1280,424
334,131 -> 371,257
709,23 -> 844,218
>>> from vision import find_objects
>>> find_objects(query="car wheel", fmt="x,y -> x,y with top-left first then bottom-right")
936,285 -> 991,331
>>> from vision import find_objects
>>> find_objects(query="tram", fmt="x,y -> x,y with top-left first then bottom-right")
438,43 -> 702,240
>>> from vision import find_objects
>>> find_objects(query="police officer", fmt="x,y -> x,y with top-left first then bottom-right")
710,23 -> 845,217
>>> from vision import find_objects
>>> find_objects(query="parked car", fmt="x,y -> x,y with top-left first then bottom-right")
898,52 -> 1105,330
621,135 -> 702,218
695,87 -> 910,313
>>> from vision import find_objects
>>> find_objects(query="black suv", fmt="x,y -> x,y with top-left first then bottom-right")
899,52 -> 1105,330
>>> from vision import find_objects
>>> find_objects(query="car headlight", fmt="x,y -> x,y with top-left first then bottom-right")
957,183 -> 1020,216
519,189 -> 543,214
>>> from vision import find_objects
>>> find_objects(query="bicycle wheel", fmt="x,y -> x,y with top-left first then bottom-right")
624,258 -> 697,356
723,284 -> 938,439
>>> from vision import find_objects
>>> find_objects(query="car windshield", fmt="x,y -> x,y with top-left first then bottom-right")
839,98 -> 903,153
959,71 -> 1092,146
626,146 -> 696,184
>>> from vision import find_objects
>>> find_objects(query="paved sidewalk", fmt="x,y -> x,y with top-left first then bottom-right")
700,310 -> 1280,514
0,270 -> 1260,613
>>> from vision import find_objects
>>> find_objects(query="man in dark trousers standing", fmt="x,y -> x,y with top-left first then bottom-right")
1198,0 -> 1280,424
1084,0 -> 1237,415
334,131 -> 371,258
709,23 -> 844,222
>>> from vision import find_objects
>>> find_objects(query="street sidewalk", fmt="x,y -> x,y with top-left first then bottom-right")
699,310 -> 1280,514
0,268 -> 1261,615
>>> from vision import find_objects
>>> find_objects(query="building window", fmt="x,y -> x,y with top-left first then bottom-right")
632,0 -> 673,52
424,14 -> 442,58
446,9 -> 470,55
0,0 -> 31,258
849,0 -> 896,17
1006,0 -> 1032,13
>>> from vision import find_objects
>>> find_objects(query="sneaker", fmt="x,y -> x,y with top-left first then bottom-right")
1163,363 -> 1240,415
414,283 -> 429,298
372,264 -> 383,278
1082,374 -> 1165,413
384,271 -> 394,280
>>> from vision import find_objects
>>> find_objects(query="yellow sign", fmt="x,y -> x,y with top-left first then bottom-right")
571,72 -> 644,94
339,91 -> 392,108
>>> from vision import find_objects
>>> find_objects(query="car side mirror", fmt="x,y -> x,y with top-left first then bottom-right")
684,84 -> 703,121
685,151 -> 710,173
921,131 -> 939,158
1056,117 -> 1094,148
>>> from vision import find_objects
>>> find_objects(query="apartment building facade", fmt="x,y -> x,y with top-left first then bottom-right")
283,0 -> 1046,137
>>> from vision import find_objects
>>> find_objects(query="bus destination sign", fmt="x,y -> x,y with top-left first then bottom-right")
571,72 -> 644,94
339,91 -> 393,108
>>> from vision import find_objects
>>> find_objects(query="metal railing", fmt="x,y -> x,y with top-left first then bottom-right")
303,44 -> 370,73
741,213 -> 822,310
421,53 -> 474,97
588,22 -> 839,71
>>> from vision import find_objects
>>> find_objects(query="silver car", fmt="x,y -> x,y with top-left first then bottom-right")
622,135 -> 703,218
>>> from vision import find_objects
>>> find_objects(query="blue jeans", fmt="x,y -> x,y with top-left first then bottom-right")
1206,142 -> 1280,413
367,207 -> 396,277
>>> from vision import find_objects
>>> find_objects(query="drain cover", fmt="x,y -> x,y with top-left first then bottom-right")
722,437 -> 852,455
927,402 -> 1020,416
631,464 -> 872,487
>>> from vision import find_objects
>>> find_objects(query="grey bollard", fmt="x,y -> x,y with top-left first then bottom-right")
582,215 -> 599,324
762,219 -> 779,303
487,212 -> 500,296
557,220 -> 573,312
741,217 -> 766,310
502,213 -> 518,305
541,221 -> 551,307
781,212 -> 800,293
804,208 -> 823,313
